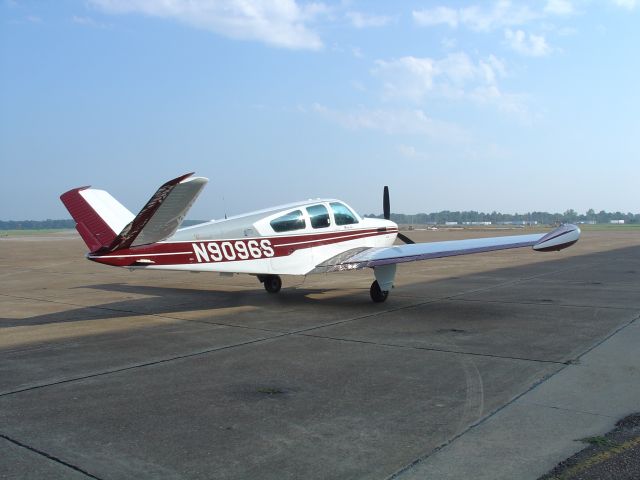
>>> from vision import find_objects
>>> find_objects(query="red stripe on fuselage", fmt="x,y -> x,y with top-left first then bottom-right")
88,228 -> 398,267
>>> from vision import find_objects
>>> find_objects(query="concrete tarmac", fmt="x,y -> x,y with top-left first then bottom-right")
1,229 -> 639,479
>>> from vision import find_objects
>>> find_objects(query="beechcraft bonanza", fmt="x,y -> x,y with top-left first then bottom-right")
61,173 -> 581,302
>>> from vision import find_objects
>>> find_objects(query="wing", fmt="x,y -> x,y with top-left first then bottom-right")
313,224 -> 580,273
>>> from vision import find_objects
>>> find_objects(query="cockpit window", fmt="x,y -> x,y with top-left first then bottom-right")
270,210 -> 306,232
330,202 -> 359,226
306,204 -> 331,229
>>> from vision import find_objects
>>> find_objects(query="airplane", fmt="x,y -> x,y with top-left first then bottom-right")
60,172 -> 581,303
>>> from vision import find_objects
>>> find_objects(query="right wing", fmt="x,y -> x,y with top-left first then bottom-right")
314,224 -> 580,272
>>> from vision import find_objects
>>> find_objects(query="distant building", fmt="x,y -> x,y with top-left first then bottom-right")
444,221 -> 459,226
610,220 -> 625,224
578,220 -> 596,225
497,220 -> 538,226
462,221 -> 492,225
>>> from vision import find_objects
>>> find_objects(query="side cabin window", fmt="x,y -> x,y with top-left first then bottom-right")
306,204 -> 330,229
270,210 -> 306,232
330,202 -> 359,226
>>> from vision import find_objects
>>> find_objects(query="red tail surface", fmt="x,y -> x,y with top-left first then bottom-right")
60,173 -> 208,253
60,187 -> 134,253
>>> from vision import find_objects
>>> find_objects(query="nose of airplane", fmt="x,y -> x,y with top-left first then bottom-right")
382,186 -> 415,244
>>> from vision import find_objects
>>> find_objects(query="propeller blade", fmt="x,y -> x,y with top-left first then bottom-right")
383,186 -> 390,220
397,232 -> 415,244
384,185 -> 415,244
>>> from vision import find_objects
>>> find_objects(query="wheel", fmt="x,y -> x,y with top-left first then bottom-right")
262,275 -> 282,294
370,280 -> 389,303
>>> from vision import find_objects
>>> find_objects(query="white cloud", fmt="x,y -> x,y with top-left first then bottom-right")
350,46 -> 364,58
441,37 -> 457,49
412,7 -> 459,28
373,56 -> 437,102
610,0 -> 638,9
544,0 -> 574,15
467,85 -> 529,117
72,15 -> 109,28
397,144 -> 429,160
346,11 -> 392,29
413,0 -> 583,31
505,29 -> 552,56
413,1 -> 538,32
312,104 -> 468,141
373,53 -> 506,100
90,0 -> 324,50
555,26 -> 578,36
371,52 -> 530,118
350,80 -> 365,91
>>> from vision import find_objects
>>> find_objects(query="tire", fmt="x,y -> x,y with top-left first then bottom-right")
263,275 -> 282,294
370,280 -> 389,303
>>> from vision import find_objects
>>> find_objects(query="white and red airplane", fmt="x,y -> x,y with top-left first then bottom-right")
61,173 -> 581,302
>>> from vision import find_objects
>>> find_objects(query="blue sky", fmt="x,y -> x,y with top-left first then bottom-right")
1,0 -> 638,220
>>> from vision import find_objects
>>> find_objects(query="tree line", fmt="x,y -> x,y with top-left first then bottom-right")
365,209 -> 640,225
1,210 -> 639,230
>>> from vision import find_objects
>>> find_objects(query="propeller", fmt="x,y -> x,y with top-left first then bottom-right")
383,186 -> 391,221
383,186 -> 415,244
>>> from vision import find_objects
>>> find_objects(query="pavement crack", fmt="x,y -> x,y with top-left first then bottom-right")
572,313 -> 640,361
454,298 -> 638,311
517,402 -> 616,419
296,333 -> 567,365
0,433 -> 103,479
0,333 -> 287,398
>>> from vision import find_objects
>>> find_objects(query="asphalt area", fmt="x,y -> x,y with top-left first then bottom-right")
539,413 -> 640,480
1,229 -> 639,479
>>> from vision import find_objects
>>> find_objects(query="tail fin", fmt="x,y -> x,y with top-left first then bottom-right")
61,173 -> 208,253
60,187 -> 135,252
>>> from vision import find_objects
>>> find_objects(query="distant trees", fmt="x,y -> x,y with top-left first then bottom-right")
0,219 -> 76,230
1,210 -> 639,231
563,209 -> 578,223
365,209 -> 640,225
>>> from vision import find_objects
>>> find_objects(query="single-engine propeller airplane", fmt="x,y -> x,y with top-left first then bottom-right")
61,172 -> 581,302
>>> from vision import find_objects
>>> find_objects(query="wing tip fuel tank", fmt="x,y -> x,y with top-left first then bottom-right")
533,224 -> 581,252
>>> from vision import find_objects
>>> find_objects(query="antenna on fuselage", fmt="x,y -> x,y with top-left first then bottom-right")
222,195 -> 227,220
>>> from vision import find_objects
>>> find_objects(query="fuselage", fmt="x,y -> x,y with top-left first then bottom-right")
87,198 -> 399,275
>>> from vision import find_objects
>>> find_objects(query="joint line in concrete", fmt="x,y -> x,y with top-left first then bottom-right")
297,333 -> 567,365
0,333 -> 287,398
0,433 -> 103,480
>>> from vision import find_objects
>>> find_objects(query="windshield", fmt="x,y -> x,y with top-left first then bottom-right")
330,202 -> 359,226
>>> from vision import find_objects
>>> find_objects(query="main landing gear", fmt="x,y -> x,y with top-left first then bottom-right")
258,274 -> 282,294
257,268 -> 395,303
370,264 -> 396,303
370,280 -> 389,303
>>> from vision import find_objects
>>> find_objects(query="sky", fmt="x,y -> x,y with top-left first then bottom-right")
1,0 -> 639,220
